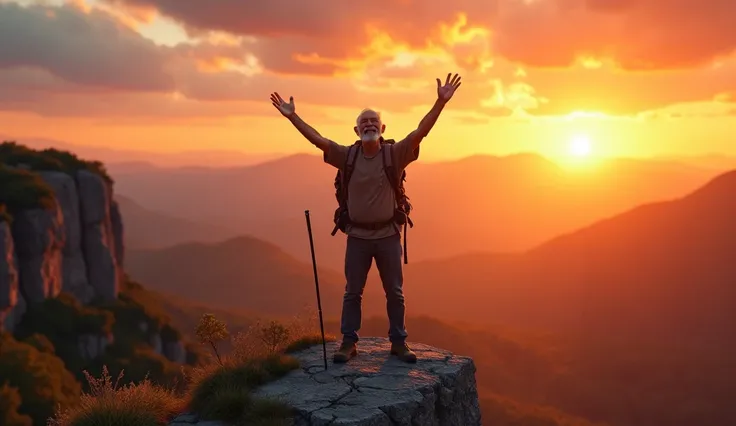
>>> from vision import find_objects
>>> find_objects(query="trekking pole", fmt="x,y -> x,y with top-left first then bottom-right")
305,210 -> 328,370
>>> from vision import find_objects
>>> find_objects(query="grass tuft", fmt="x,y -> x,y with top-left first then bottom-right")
187,353 -> 299,424
48,366 -> 184,426
284,333 -> 337,354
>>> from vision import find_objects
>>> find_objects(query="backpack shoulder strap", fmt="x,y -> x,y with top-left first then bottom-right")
381,142 -> 401,197
341,142 -> 361,201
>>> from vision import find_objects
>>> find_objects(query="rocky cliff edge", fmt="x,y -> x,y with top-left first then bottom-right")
0,162 -> 122,333
170,337 -> 483,426
0,141 -> 186,365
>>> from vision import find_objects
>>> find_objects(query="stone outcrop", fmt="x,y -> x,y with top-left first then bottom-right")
0,149 -> 189,366
77,170 -> 120,303
10,204 -> 65,304
0,221 -> 23,332
39,171 -> 93,303
163,340 -> 187,364
169,338 -> 482,426
0,168 -> 122,332
78,332 -> 114,360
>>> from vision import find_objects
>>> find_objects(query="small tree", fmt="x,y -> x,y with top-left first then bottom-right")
259,321 -> 290,354
195,314 -> 229,366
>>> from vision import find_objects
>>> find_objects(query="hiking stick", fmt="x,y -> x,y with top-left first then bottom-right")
304,210 -> 328,370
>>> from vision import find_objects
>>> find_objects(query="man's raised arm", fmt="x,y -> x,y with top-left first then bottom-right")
405,73 -> 462,149
270,92 -> 331,152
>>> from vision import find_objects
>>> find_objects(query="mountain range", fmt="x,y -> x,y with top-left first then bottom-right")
115,194 -> 237,249
111,151 -> 729,270
124,167 -> 736,340
122,167 -> 736,426
125,236 -> 347,318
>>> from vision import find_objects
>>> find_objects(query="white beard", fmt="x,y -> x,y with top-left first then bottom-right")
361,128 -> 381,143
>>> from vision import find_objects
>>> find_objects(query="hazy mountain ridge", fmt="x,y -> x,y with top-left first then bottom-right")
391,168 -> 736,338
111,150 -> 725,270
124,235 -> 350,318
13,136 -> 282,168
115,194 -> 236,249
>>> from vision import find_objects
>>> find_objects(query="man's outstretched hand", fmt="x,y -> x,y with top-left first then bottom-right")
270,92 -> 295,117
436,73 -> 462,103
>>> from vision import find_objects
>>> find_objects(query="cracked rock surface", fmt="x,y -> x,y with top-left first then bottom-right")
253,337 -> 482,426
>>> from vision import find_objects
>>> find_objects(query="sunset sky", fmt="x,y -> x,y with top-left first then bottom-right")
1,0 -> 735,163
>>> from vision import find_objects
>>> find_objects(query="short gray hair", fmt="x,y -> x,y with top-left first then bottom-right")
356,108 -> 381,126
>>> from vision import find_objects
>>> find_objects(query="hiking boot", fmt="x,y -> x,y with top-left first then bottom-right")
391,342 -> 417,363
333,341 -> 357,363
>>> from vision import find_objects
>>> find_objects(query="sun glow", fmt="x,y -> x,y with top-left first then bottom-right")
568,134 -> 592,157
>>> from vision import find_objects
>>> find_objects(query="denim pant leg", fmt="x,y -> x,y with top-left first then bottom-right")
373,233 -> 408,344
340,236 -> 374,343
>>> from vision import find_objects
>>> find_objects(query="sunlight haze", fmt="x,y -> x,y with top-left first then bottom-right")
1,0 -> 735,166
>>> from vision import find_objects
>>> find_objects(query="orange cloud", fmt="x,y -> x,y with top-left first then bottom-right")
105,0 -> 736,73
3,0 -> 736,122
493,0 -> 736,70
0,2 -> 174,92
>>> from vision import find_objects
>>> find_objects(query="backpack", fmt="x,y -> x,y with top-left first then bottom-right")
330,138 -> 414,264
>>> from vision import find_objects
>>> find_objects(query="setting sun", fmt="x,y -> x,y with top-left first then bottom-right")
568,135 -> 592,157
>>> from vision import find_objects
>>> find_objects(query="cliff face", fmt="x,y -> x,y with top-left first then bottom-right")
0,168 -> 122,332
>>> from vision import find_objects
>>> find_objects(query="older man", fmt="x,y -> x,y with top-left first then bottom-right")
270,73 -> 462,363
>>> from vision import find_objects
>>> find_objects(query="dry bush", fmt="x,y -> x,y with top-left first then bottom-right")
229,305 -> 326,364
47,366 -> 184,426
194,313 -> 229,366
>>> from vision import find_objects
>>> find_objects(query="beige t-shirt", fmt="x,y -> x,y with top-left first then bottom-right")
324,138 -> 419,239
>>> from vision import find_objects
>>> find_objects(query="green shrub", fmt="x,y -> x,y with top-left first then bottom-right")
94,278 -> 180,352
187,354 -> 299,425
0,382 -> 33,426
15,292 -> 115,374
0,333 -> 81,425
21,333 -> 56,354
0,165 -> 56,215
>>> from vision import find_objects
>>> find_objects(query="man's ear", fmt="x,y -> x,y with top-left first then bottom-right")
381,124 -> 386,133
353,126 -> 359,136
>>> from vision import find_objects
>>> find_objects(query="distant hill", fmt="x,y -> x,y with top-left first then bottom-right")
115,194 -> 235,249
325,313 -> 732,426
14,136 -> 281,168
111,151 -> 722,270
390,169 -> 736,340
124,236 -> 352,319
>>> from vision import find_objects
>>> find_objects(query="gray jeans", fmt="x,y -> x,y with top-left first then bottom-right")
341,232 -> 407,344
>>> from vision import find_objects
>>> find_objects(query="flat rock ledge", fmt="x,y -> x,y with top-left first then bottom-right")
169,337 -> 482,426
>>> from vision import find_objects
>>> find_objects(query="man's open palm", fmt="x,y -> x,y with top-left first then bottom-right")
437,73 -> 462,103
270,92 -> 295,117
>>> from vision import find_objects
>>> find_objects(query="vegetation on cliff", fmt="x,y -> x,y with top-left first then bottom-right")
0,140 -> 113,223
0,332 -> 82,425
0,141 -> 112,183
0,165 -> 57,219
3,275 -> 212,425
46,311 -> 332,426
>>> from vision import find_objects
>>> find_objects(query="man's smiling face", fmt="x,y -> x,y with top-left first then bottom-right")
355,109 -> 385,143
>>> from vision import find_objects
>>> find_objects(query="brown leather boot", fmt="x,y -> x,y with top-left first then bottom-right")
390,342 -> 417,363
333,341 -> 357,363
